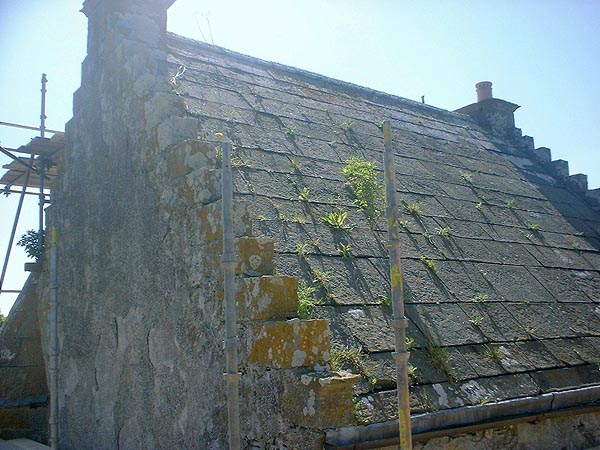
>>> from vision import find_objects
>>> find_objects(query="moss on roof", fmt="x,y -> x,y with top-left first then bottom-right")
167,33 -> 600,423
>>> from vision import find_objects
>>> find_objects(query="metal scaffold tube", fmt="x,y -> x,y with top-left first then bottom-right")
221,141 -> 241,450
382,121 -> 412,450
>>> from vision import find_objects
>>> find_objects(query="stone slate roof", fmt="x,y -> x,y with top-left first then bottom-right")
166,33 -> 600,423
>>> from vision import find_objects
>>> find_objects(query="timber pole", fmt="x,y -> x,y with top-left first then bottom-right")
48,226 -> 59,450
221,141 -> 241,450
382,121 -> 412,449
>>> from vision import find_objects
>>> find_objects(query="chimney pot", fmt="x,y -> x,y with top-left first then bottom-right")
476,81 -> 493,102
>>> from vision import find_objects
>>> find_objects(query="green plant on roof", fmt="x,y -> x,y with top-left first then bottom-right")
505,198 -> 517,209
312,269 -> 332,288
420,256 -> 437,274
291,214 -> 308,224
407,363 -> 422,384
321,209 -> 349,229
290,158 -> 301,172
474,293 -> 488,303
17,230 -> 44,262
0,309 -> 5,328
528,223 -> 541,231
460,172 -> 473,183
435,226 -> 452,237
405,336 -> 415,351
342,157 -> 385,223
257,215 -> 268,222
375,120 -> 385,129
479,395 -> 492,405
571,241 -> 582,252
297,281 -> 318,319
469,315 -> 484,328
296,242 -> 311,258
227,110 -> 238,121
421,390 -> 437,412
378,294 -> 392,308
337,242 -> 353,259
277,212 -> 287,222
330,346 -> 372,380
398,219 -> 410,230
282,124 -> 296,138
485,345 -> 503,362
340,119 -> 354,131
214,145 -> 223,166
298,186 -> 310,201
475,201 -> 483,210
404,201 -> 423,216
426,339 -> 457,382
231,157 -> 251,168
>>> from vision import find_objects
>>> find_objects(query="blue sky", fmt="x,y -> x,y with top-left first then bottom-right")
1,0 -> 599,314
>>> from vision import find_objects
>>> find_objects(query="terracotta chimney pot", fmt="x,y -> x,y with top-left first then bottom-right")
476,81 -> 493,102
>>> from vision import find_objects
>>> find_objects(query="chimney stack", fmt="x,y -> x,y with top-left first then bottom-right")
476,81 -> 493,102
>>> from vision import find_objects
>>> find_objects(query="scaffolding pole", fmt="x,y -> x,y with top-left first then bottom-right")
383,121 -> 412,449
221,141 -> 241,450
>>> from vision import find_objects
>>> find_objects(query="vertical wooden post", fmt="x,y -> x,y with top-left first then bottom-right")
383,121 -> 412,449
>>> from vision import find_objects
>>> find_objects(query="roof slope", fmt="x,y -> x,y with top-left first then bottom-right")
166,33 -> 600,423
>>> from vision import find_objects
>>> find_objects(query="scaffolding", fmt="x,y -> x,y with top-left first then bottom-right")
0,74 -> 63,298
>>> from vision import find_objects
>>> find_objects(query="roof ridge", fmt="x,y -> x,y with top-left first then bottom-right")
166,31 -> 465,121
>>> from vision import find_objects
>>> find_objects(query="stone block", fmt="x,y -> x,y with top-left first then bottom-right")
569,173 -> 588,192
533,147 -> 552,163
284,371 -> 360,429
235,237 -> 274,276
236,276 -> 298,321
246,319 -> 330,368
195,201 -> 252,243
552,159 -> 569,178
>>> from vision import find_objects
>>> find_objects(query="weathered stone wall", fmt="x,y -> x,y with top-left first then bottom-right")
39,1 -> 358,449
0,275 -> 48,442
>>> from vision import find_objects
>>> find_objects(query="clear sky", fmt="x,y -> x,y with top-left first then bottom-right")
1,0 -> 599,315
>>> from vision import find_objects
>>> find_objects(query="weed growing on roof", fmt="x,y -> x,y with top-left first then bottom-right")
291,214 -> 308,224
474,293 -> 488,303
257,215 -> 268,222
321,209 -> 349,229
421,390 -> 437,412
330,346 -> 371,379
340,119 -> 354,131
312,269 -> 331,288
282,124 -> 296,138
231,157 -> 251,168
571,241 -> 582,252
506,198 -> 517,209
404,201 -> 423,216
435,226 -> 452,237
469,316 -> 484,328
485,345 -> 503,362
227,110 -> 238,121
297,281 -> 318,319
215,145 -> 223,166
460,172 -> 473,183
298,186 -> 310,201
420,256 -> 437,274
296,242 -> 311,258
426,340 -> 457,383
407,364 -> 422,384
528,223 -> 541,231
277,213 -> 287,222
475,201 -> 483,210
290,158 -> 301,172
479,395 -> 493,405
337,243 -> 353,259
405,336 -> 415,351
342,157 -> 385,223
398,219 -> 410,230
378,294 -> 392,308
375,120 -> 385,129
